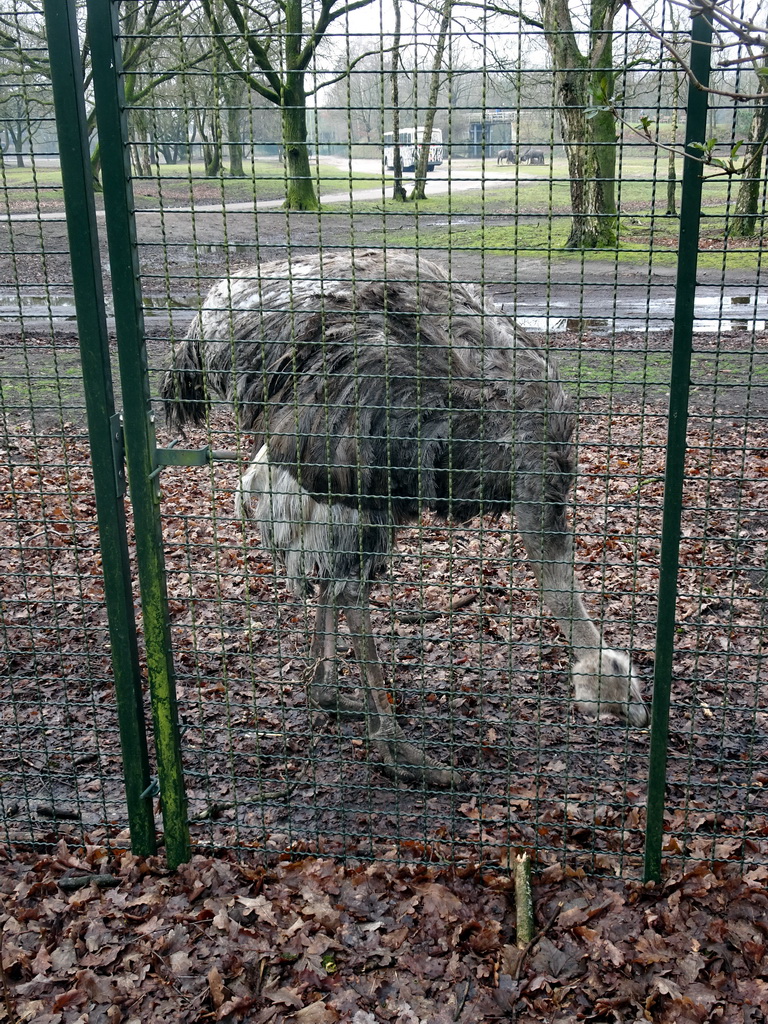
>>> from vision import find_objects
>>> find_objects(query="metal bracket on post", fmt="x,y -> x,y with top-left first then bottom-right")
155,442 -> 212,470
110,413 -> 127,498
151,442 -> 240,480
108,417 -> 232,497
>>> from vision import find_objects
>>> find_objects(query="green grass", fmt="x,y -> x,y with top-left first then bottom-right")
354,214 -> 760,271
2,153 -> 763,269
0,159 -> 383,207
350,162 -> 759,271
0,165 -> 66,204
558,349 -> 767,400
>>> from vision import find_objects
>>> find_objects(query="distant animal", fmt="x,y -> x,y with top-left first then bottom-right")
162,251 -> 648,785
520,148 -> 545,165
496,148 -> 516,165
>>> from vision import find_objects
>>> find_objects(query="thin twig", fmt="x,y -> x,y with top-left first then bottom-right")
453,978 -> 470,1021
495,902 -> 564,1024
513,901 -> 564,982
624,0 -> 767,99
36,804 -> 81,821
611,107 -> 767,180
396,590 -> 479,623
57,874 -> 121,892
514,853 -> 534,949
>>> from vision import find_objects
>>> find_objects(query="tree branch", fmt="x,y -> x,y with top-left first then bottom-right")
306,44 -> 395,97
205,0 -> 282,103
449,1 -> 543,31
623,0 -> 767,101
298,0 -> 376,72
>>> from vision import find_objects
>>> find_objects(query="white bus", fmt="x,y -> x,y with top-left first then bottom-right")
383,127 -> 444,172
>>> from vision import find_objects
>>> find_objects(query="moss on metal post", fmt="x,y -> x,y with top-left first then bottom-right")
643,8 -> 713,884
85,0 -> 191,868
43,0 -> 156,857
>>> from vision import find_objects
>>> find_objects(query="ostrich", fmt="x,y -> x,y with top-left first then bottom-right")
162,251 -> 648,785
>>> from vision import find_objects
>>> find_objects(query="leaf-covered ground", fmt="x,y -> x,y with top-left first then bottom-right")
1,844 -> 767,1023
2,393 -> 767,1021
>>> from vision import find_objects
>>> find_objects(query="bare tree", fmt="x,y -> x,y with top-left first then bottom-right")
0,1 -> 52,167
410,0 -> 453,201
539,0 -> 619,248
457,0 -> 620,246
25,0 -> 198,186
221,71 -> 249,176
89,1 -> 198,187
324,42 -> 385,142
203,0 -> 377,210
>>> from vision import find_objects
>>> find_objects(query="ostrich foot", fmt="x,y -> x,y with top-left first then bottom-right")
304,658 -> 366,721
369,726 -> 454,787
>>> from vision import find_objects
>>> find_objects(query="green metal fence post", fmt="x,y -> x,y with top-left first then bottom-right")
85,0 -> 191,868
644,8 -> 713,883
43,0 -> 156,857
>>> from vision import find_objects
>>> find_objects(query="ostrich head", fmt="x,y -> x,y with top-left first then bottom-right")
572,648 -> 649,727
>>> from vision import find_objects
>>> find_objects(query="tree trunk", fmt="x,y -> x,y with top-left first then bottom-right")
282,96 -> 319,210
131,142 -> 152,177
390,0 -> 407,201
224,77 -> 246,176
228,141 -> 245,177
556,76 -> 616,248
282,1 -> 319,211
90,145 -> 102,191
228,102 -> 245,177
730,59 -> 767,238
203,142 -> 222,176
540,0 -> 617,248
590,100 -> 617,236
666,70 -> 681,216
410,0 -> 452,202
12,124 -> 24,168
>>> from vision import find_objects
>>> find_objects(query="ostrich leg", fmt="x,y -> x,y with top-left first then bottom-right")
344,595 -> 454,786
305,583 -> 365,719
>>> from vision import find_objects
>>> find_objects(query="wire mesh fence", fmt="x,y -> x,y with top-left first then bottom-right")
0,0 -> 766,878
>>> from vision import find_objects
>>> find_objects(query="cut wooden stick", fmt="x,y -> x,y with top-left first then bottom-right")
514,852 -> 534,949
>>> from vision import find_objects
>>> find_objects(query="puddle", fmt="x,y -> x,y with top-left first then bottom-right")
142,295 -> 197,311
0,289 -> 764,334
0,293 -> 79,322
0,292 -> 197,324
432,217 -> 483,227
510,291 -> 767,334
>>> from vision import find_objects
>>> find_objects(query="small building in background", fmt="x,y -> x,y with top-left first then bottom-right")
468,111 -> 515,158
